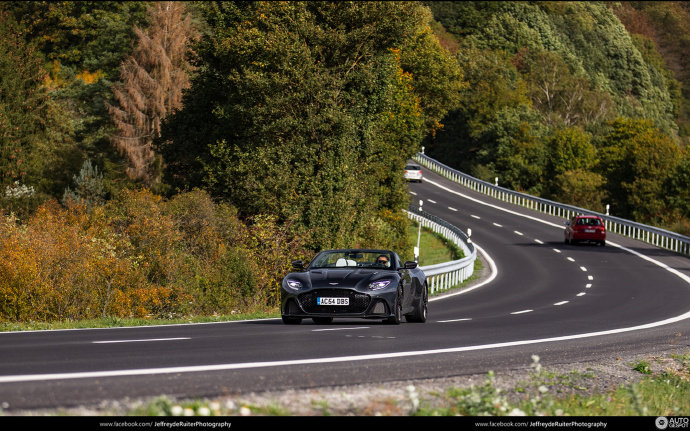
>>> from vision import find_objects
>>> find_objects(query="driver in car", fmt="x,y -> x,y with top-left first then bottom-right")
376,255 -> 390,268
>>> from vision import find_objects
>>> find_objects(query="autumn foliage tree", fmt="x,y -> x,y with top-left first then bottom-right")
108,1 -> 198,186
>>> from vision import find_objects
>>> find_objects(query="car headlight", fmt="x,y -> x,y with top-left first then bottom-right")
368,280 -> 391,290
286,279 -> 302,290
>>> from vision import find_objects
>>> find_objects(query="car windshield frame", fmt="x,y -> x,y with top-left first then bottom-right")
308,250 -> 398,270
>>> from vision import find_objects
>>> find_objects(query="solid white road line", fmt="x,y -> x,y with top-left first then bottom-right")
312,327 -> 370,332
92,338 -> 190,344
429,241 -> 498,301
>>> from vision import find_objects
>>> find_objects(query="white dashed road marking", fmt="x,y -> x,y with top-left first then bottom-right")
511,310 -> 533,315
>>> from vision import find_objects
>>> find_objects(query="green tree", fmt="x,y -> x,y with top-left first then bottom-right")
520,49 -> 615,128
552,169 -> 606,213
426,48 -> 530,175
158,1 -> 462,251
61,159 -> 105,209
0,10 -> 75,213
664,147 -> 690,222
599,118 -> 681,222
544,127 -> 605,211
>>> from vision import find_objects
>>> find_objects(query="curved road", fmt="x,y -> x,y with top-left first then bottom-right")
1,168 -> 689,411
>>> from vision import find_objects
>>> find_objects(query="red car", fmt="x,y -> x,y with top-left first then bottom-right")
564,215 -> 606,246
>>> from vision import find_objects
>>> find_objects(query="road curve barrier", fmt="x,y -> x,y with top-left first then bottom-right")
414,152 -> 690,257
405,205 -> 477,295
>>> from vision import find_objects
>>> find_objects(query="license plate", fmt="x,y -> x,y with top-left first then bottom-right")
584,229 -> 595,233
317,297 -> 349,306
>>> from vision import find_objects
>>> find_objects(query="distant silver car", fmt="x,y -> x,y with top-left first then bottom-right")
404,164 -> 423,183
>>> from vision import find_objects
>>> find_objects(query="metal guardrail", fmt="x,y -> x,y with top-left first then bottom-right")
414,152 -> 690,257
405,205 -> 477,295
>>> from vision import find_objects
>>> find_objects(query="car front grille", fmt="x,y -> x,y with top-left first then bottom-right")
298,289 -> 371,314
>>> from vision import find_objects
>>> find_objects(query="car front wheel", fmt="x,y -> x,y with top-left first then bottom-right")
406,284 -> 427,323
386,289 -> 403,325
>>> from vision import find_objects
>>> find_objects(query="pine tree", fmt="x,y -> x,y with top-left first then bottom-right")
62,159 -> 105,209
108,1 -> 198,186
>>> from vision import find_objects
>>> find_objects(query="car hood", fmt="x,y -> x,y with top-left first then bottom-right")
289,268 -> 395,289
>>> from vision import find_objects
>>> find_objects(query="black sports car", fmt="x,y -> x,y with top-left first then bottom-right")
280,249 -> 427,325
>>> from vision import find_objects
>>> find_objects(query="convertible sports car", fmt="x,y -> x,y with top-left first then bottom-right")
280,249 -> 427,325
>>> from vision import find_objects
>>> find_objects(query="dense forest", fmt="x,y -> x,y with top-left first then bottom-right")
0,1 -> 688,322
425,1 -> 690,230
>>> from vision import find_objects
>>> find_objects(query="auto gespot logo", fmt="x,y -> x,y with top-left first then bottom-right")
656,417 -> 689,430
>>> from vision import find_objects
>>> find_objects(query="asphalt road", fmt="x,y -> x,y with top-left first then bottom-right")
1,167 -> 689,411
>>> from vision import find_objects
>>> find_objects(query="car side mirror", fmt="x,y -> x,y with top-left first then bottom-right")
404,261 -> 417,269
292,260 -> 305,270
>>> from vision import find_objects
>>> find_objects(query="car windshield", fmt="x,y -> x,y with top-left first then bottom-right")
405,165 -> 421,171
577,217 -> 602,226
309,250 -> 395,270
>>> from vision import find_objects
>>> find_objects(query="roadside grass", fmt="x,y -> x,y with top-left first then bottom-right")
116,353 -> 690,417
413,354 -> 690,417
0,310 -> 281,333
406,221 -> 462,266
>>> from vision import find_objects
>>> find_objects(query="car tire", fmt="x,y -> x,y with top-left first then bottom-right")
386,289 -> 403,325
282,316 -> 302,325
312,317 -> 333,324
406,284 -> 428,323
600,240 -> 606,246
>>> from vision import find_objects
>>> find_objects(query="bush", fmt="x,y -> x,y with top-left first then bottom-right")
0,188 -> 312,323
